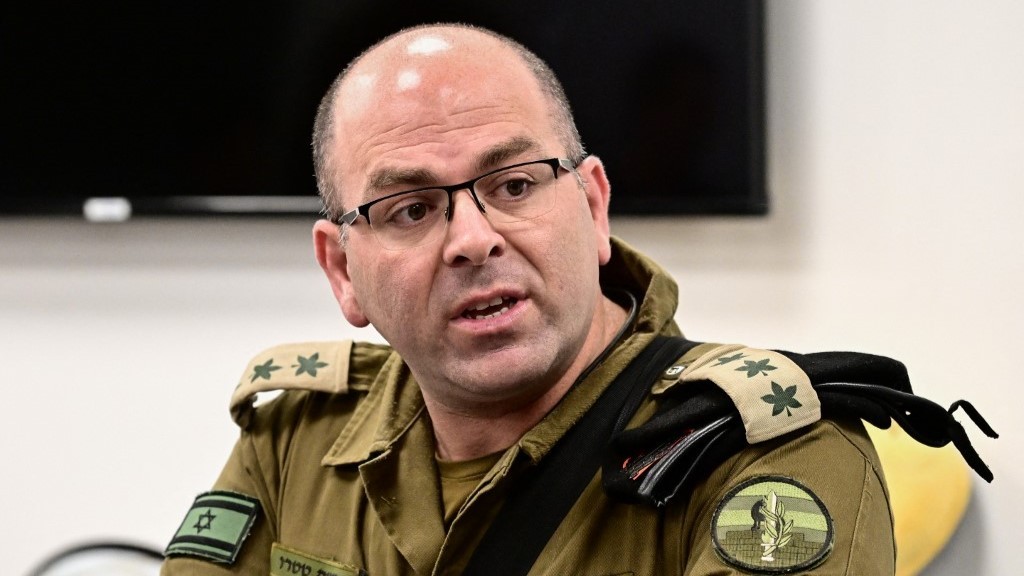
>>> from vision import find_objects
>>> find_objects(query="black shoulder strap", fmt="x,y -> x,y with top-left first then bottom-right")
462,336 -> 695,576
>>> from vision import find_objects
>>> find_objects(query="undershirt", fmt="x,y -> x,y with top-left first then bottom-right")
436,451 -> 504,529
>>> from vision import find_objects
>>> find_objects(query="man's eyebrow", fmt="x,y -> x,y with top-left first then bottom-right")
365,167 -> 439,200
475,137 -> 544,173
361,136 -> 544,202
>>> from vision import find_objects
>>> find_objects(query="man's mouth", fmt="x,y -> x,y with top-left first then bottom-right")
461,296 -> 519,320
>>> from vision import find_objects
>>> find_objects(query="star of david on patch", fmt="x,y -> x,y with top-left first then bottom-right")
166,491 -> 261,565
193,509 -> 216,533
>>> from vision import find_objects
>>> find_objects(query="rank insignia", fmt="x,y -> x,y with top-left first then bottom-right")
711,476 -> 833,574
165,490 -> 261,564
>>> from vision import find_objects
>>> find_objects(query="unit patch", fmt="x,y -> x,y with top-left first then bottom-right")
165,490 -> 261,564
711,476 -> 833,574
271,543 -> 368,576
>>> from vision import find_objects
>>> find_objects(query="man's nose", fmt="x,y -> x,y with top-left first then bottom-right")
441,189 -> 506,266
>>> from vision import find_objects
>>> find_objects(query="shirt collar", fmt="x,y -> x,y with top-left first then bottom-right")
321,236 -> 682,466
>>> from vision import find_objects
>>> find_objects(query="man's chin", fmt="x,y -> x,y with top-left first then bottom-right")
436,349 -> 561,406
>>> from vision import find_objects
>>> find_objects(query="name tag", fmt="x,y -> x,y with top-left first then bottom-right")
270,543 -> 367,576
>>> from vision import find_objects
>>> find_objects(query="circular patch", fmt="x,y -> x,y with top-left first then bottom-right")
711,476 -> 834,574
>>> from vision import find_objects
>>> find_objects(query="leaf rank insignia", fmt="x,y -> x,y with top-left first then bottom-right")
250,359 -> 282,383
165,490 -> 261,565
762,382 -> 803,416
712,476 -> 834,574
292,352 -> 328,377
737,358 -> 777,378
674,345 -> 822,444
231,341 -> 368,429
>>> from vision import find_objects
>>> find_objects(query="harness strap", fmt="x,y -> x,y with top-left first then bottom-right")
462,336 -> 697,576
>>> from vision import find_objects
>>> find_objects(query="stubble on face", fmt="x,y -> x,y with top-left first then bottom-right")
329,28 -> 607,417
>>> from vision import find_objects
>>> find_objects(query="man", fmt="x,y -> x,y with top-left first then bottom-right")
162,24 -> 896,574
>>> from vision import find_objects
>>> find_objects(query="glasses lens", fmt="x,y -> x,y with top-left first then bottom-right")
474,161 -> 560,223
367,188 -> 449,249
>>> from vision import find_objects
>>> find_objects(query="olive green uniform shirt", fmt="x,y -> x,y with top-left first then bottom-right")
162,238 -> 895,575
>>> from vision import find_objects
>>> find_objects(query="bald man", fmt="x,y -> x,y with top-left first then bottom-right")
161,24 -> 895,575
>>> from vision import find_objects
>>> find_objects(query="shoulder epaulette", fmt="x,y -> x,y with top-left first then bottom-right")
604,340 -> 998,507
653,343 -> 822,444
229,340 -> 392,428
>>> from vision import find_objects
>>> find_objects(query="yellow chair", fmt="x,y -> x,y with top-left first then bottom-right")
867,423 -> 972,576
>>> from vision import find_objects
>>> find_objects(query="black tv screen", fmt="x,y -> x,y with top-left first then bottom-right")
2,1 -> 765,219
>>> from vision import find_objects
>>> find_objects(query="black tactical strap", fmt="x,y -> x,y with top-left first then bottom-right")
462,336 -> 697,576
603,348 -> 999,508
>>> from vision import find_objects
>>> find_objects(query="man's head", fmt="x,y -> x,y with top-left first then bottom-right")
311,24 -> 617,417
313,24 -> 584,216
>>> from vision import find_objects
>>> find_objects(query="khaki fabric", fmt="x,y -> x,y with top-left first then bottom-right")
162,237 -> 895,576
230,340 -> 391,429
437,451 -> 505,529
664,344 -> 822,444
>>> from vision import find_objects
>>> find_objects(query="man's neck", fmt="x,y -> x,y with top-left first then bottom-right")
426,294 -> 631,462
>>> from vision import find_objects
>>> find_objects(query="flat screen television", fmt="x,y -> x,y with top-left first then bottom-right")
2,1 -> 765,219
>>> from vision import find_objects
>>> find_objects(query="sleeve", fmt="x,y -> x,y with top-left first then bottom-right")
160,342 -> 383,575
680,418 -> 896,575
160,429 -> 283,575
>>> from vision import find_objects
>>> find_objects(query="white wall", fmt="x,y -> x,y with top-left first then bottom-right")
2,2 -> 1020,574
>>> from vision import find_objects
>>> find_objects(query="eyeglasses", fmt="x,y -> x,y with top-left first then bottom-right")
333,157 -> 578,250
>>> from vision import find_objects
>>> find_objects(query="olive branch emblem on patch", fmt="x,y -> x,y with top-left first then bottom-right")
712,476 -> 834,574
757,491 -> 794,561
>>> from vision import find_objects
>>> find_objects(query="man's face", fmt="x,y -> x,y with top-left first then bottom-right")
315,31 -> 612,413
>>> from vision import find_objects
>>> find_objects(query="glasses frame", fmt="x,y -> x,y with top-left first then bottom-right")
333,157 -> 578,228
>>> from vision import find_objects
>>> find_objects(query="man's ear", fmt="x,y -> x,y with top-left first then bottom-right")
577,156 -> 613,265
313,219 -> 370,327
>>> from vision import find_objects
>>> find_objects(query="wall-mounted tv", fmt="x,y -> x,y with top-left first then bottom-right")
2,1 -> 765,219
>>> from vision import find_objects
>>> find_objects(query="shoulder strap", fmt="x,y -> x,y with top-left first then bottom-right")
462,336 -> 696,576
229,340 -> 391,429
603,347 -> 999,508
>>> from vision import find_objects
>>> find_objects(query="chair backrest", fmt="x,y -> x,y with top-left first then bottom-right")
28,542 -> 163,576
866,424 -> 972,576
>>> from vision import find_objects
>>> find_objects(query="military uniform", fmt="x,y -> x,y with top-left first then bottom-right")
162,238 -> 894,575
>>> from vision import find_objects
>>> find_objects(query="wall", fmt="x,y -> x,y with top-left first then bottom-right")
2,2 -> 1020,574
